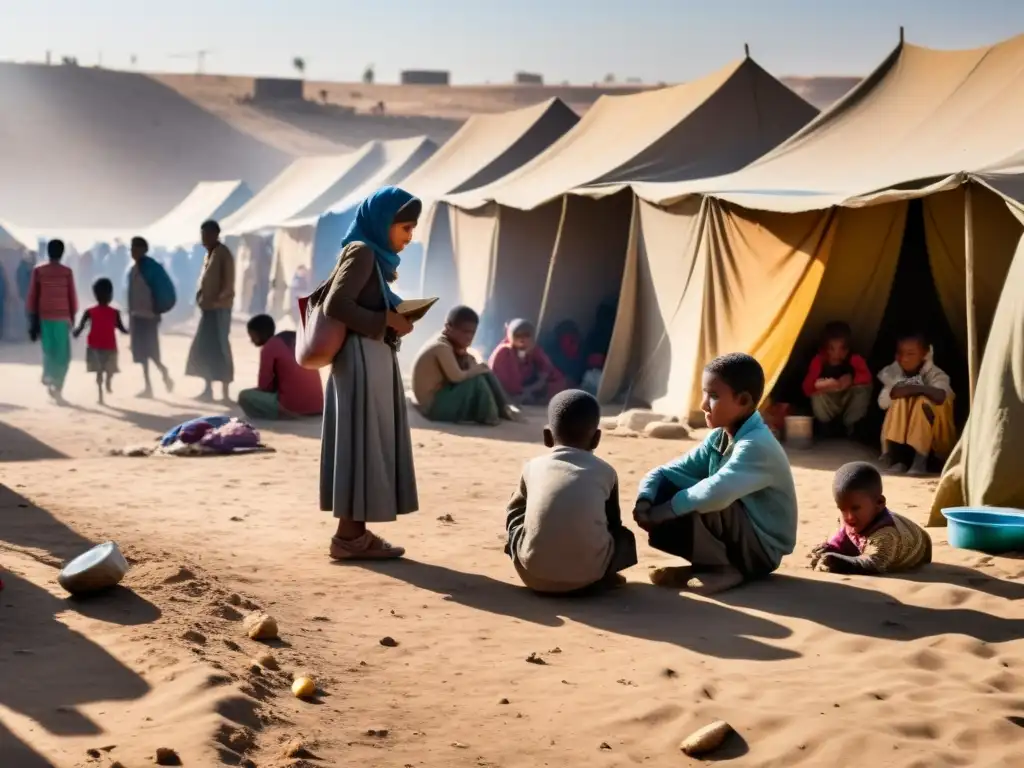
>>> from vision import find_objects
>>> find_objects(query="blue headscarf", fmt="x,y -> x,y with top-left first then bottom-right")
340,186 -> 419,308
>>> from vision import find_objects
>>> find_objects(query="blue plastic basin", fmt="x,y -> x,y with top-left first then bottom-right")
941,507 -> 1024,554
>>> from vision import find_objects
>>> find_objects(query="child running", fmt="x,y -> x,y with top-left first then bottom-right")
634,353 -> 798,594
877,331 -> 956,475
72,277 -> 129,404
810,461 -> 931,574
505,389 -> 638,595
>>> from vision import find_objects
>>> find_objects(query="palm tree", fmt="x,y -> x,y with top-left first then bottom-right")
293,57 -> 306,76
363,64 -> 375,85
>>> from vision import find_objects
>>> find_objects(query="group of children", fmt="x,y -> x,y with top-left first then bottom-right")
803,322 -> 956,475
26,237 -> 177,404
505,352 -> 932,597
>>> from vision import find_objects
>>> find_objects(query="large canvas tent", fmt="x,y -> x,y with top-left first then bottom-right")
143,180 -> 253,249
442,57 -> 818,350
224,148 -> 383,312
221,151 -> 377,237
929,174 -> 1024,522
269,136 -> 437,316
597,34 -> 1024,425
407,98 -> 579,308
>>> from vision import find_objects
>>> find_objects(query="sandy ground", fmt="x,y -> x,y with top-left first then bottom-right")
3,324 -> 1024,767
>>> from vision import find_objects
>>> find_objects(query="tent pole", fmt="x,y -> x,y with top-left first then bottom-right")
964,181 -> 978,405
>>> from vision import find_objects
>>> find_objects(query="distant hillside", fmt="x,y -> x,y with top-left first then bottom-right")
0,63 -> 289,227
153,73 -> 862,156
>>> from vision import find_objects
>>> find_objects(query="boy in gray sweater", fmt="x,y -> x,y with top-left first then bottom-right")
504,389 -> 638,594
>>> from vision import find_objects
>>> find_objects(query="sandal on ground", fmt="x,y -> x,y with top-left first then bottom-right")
330,532 -> 405,561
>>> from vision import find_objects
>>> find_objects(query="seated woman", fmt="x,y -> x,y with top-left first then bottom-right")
238,314 -> 324,420
412,305 -> 515,426
489,319 -> 566,406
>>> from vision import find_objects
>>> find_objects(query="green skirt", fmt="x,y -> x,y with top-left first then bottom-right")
427,375 -> 502,426
40,319 -> 72,391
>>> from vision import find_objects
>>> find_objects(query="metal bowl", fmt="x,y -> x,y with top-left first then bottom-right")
58,541 -> 130,595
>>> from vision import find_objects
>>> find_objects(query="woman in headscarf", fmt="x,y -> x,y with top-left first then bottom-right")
488,318 -> 566,406
312,186 -> 420,560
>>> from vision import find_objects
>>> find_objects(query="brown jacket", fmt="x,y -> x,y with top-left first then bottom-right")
196,242 -> 236,310
316,242 -> 388,339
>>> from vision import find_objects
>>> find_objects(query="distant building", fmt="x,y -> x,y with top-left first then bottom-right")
514,72 -> 544,85
253,77 -> 304,102
400,70 -> 450,86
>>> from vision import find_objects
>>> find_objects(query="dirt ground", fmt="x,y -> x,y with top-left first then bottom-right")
2,323 -> 1024,767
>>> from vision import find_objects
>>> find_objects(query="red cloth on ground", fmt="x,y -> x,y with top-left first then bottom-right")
257,334 -> 324,416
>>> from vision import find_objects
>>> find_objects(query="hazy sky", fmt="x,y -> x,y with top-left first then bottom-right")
2,0 -> 1022,84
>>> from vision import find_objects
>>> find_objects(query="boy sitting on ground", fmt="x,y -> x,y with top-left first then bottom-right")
877,331 -> 956,476
238,314 -> 324,420
802,321 -> 873,437
505,389 -> 638,595
810,461 -> 931,574
634,353 -> 798,595
412,305 -> 515,426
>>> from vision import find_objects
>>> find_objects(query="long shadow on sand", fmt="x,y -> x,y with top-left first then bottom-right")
0,420 -> 67,462
0,484 -> 156,764
717,574 -> 1024,644
362,560 -> 1024,660
106,406 -> 205,437
352,559 -> 796,661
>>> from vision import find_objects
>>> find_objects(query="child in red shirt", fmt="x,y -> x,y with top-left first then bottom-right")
73,278 -> 128,404
238,314 -> 324,419
802,321 -> 873,437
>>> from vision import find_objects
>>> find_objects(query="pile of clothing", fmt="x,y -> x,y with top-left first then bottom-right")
111,416 -> 272,457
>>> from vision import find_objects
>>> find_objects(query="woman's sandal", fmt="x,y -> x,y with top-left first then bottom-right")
329,532 -> 405,561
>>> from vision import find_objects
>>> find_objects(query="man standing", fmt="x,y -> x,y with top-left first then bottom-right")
17,251 -> 36,340
26,240 -> 77,402
127,236 -> 175,398
185,220 -> 235,402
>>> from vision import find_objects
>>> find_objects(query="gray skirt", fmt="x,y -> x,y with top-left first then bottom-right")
130,316 -> 161,364
319,335 -> 418,522
185,308 -> 233,383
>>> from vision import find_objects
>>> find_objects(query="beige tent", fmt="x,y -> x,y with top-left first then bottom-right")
930,183 -> 1024,521
222,151 -> 376,237
442,57 -> 818,349
143,180 -> 252,249
408,98 -> 579,305
597,34 -> 1024,424
269,137 -> 438,317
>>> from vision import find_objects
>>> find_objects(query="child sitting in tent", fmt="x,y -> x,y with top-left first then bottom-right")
412,305 -> 516,426
505,389 -> 637,594
489,319 -> 566,406
877,331 -> 956,476
802,321 -> 873,437
810,461 -> 931,574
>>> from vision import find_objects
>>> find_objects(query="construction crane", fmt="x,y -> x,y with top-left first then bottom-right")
168,50 -> 215,74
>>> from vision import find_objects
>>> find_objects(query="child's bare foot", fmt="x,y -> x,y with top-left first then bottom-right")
878,452 -> 896,468
162,372 -> 175,393
137,388 -> 154,399
685,566 -> 745,595
887,463 -> 908,475
649,565 -> 695,588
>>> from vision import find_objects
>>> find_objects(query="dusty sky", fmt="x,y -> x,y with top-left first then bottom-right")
2,0 -> 1022,83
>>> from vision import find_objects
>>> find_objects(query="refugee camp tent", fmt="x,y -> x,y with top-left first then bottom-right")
224,149 -> 383,312
596,33 -> 1024,424
143,180 -> 253,249
442,56 -> 818,350
222,152 -> 377,237
928,166 -> 1024,522
270,137 -> 438,316
398,98 -> 579,318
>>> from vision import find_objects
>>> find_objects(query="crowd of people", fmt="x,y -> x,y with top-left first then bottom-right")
13,182 -> 944,593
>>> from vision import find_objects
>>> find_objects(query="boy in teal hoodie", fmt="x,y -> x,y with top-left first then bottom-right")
633,353 -> 797,594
